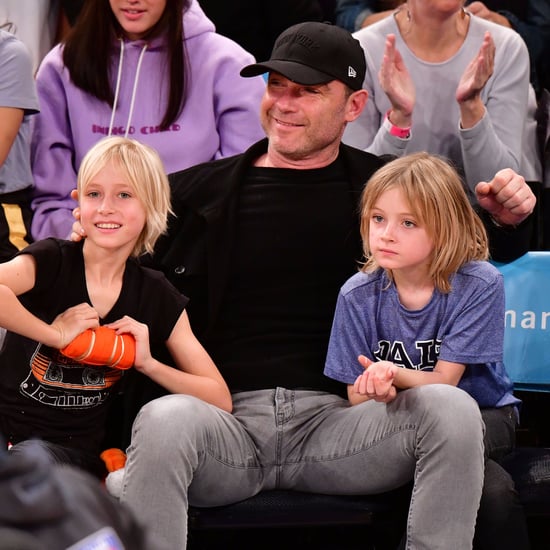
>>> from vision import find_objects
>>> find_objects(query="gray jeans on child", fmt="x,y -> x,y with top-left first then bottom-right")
119,384 -> 485,550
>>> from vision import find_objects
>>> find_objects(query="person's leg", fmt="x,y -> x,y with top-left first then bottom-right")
8,439 -> 105,477
119,393 -> 270,549
395,405 -> 529,550
474,459 -> 530,550
119,385 -> 485,550
481,406 -> 517,461
276,385 -> 485,550
474,406 -> 530,550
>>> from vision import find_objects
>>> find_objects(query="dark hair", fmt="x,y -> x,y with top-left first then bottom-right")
62,0 -> 189,130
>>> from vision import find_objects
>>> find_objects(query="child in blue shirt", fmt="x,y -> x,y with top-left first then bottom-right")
324,151 -> 526,548
325,151 -> 519,439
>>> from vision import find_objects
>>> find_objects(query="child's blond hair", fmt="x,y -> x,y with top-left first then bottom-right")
77,137 -> 172,257
360,152 -> 489,293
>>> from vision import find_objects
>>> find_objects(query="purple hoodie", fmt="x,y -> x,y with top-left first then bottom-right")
30,0 -> 265,240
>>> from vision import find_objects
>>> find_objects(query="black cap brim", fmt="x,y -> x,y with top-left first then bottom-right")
240,60 -> 334,86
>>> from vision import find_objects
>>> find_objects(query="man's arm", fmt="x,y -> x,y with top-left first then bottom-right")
475,168 -> 536,261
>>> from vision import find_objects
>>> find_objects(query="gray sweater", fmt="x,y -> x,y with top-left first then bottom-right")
344,13 -> 542,191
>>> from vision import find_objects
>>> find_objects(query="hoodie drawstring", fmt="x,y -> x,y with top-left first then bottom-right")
108,39 -> 148,138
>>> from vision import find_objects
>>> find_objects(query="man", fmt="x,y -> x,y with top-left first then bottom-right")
99,22 -> 535,549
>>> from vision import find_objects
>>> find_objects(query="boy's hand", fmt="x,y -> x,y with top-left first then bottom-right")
51,303 -> 99,348
354,355 -> 397,403
107,316 -> 153,373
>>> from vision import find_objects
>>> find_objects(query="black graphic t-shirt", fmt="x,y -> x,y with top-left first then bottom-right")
0,239 -> 187,455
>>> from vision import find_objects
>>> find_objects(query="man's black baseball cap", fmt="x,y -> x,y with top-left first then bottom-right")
240,21 -> 366,91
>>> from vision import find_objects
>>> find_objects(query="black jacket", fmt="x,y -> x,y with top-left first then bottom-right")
117,138 -> 533,448
154,138 -> 387,339
154,138 -> 532,339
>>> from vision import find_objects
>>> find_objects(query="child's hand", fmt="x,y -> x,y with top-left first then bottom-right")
354,355 -> 397,403
106,316 -> 153,373
51,303 -> 99,348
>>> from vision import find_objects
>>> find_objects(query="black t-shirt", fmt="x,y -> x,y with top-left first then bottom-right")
0,239 -> 187,455
207,158 -> 362,394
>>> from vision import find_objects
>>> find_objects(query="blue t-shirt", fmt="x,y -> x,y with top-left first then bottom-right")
324,261 -> 519,409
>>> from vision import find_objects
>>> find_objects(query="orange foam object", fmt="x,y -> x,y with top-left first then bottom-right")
60,326 -> 135,370
100,448 -> 127,473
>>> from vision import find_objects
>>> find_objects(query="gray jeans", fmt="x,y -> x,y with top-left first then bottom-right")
119,385 -> 485,550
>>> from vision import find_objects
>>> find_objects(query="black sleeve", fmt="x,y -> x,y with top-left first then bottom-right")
479,210 -> 534,263
16,238 -> 65,294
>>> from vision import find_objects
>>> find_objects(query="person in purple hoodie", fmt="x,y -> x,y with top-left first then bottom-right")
30,0 -> 266,241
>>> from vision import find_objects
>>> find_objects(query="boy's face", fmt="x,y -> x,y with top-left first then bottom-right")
368,187 -> 434,277
79,161 -> 146,255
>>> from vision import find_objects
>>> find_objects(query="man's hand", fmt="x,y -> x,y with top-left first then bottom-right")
475,168 -> 536,227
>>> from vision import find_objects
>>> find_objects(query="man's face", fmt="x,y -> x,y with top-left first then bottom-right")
260,73 -> 355,164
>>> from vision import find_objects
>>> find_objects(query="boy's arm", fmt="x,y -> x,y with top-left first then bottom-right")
0,254 -> 98,347
348,356 -> 465,405
108,311 -> 232,413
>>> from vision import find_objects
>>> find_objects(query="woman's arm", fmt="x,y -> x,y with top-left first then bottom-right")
468,0 -> 550,93
0,107 -> 23,168
212,40 -> 265,160
31,47 -> 79,240
460,29 -> 533,190
0,33 -> 38,167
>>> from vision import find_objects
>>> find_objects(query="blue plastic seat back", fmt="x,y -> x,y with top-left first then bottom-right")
494,251 -> 550,392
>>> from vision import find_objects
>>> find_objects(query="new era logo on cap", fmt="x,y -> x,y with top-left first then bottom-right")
240,22 -> 366,91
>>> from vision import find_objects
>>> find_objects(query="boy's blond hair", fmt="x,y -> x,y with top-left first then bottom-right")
360,152 -> 489,293
77,137 -> 172,257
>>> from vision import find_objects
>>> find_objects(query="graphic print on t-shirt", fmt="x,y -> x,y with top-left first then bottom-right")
374,339 -> 442,371
19,343 -> 123,409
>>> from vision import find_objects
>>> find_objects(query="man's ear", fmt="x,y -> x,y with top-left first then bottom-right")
345,89 -> 369,122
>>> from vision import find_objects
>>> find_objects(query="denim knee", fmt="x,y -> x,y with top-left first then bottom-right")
131,394 -> 215,449
395,384 -> 484,439
137,393 -> 203,420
